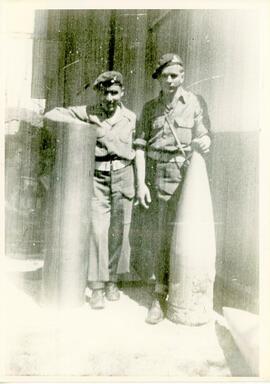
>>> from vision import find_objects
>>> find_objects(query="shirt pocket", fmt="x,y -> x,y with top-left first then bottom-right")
152,116 -> 165,130
174,116 -> 194,129
117,118 -> 134,143
174,117 -> 194,144
119,129 -> 133,144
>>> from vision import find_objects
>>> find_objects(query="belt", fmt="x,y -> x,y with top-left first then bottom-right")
95,158 -> 131,172
147,149 -> 188,163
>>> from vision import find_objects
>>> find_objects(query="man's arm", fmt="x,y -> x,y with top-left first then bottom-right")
135,149 -> 151,209
44,106 -> 89,124
192,135 -> 211,153
134,103 -> 152,209
191,97 -> 211,154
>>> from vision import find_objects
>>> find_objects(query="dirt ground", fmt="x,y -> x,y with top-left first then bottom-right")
1,257 -> 253,379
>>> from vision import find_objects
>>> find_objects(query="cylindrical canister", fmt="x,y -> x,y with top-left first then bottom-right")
167,150 -> 216,325
42,119 -> 96,308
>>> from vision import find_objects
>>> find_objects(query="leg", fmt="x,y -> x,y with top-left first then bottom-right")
106,191 -> 133,300
154,162 -> 184,293
154,198 -> 171,295
145,197 -> 169,324
109,192 -> 133,278
146,161 -> 184,324
105,165 -> 134,301
88,171 -> 111,309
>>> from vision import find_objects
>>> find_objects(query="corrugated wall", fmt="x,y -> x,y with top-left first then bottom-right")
6,9 -> 259,312
32,10 -> 113,108
142,9 -> 259,311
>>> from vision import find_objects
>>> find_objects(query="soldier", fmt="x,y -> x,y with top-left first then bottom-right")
134,54 -> 211,324
45,71 -> 136,309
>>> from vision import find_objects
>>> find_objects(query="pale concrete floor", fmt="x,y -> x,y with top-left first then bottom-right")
1,257 -> 253,379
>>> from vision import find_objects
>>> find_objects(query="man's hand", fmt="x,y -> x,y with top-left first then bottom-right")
192,135 -> 211,154
136,183 -> 151,209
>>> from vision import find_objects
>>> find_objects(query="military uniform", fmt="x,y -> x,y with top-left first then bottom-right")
45,71 -> 136,302
134,57 -> 210,298
67,103 -> 136,287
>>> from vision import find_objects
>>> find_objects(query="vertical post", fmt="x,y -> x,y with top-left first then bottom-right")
42,120 -> 96,308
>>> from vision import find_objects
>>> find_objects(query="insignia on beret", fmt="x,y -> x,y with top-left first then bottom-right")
152,53 -> 184,79
93,71 -> 123,90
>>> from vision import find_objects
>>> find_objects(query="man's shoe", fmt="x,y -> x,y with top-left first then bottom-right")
146,298 -> 165,324
90,289 -> 105,309
105,282 -> 120,301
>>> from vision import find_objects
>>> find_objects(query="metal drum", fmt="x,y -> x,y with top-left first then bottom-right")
167,150 -> 216,325
42,119 -> 96,308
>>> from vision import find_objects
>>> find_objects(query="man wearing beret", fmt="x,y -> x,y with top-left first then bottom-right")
45,71 -> 136,309
134,53 -> 211,324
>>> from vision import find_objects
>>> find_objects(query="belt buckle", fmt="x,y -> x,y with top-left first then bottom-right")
111,159 -> 119,171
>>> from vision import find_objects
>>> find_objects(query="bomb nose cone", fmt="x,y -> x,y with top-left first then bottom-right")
167,151 -> 216,326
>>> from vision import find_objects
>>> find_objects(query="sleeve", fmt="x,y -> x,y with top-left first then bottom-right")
44,107 -> 76,123
131,112 -> 137,132
133,103 -> 151,150
130,113 -> 137,143
193,96 -> 212,139
44,106 -> 88,123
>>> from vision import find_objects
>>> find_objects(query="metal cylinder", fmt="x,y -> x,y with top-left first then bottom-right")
167,150 -> 216,325
41,120 -> 96,308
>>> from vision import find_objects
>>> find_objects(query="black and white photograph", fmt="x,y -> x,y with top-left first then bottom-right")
1,0 -> 270,380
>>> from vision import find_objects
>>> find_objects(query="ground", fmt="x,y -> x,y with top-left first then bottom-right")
1,257 -> 252,379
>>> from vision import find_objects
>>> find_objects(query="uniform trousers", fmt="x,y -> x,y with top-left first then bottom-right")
146,158 -> 186,296
88,164 -> 134,289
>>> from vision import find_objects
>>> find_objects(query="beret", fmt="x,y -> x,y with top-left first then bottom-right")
152,53 -> 184,79
93,71 -> 123,90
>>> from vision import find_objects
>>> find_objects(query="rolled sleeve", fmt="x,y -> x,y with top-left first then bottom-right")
133,137 -> 147,149
193,98 -> 210,139
133,104 -> 151,150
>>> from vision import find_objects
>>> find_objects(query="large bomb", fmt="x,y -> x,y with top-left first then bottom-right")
167,150 -> 216,325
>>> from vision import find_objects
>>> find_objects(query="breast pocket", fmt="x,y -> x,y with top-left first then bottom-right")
114,118 -> 133,144
119,129 -> 133,144
153,116 -> 165,130
174,117 -> 194,144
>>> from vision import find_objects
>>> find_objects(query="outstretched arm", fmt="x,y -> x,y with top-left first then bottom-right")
44,106 -> 89,124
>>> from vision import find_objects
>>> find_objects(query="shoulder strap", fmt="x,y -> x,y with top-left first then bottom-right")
164,115 -> 186,158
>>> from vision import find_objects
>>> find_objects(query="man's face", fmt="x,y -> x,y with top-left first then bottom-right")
97,84 -> 124,115
158,64 -> 184,95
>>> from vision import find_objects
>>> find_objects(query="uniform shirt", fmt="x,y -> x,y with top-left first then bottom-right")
45,103 -> 136,161
134,87 -> 210,154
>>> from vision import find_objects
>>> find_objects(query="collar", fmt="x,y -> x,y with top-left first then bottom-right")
88,102 -> 130,127
159,86 -> 187,110
105,104 -> 122,126
176,87 -> 187,104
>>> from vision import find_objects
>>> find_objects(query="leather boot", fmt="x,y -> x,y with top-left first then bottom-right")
146,295 -> 166,324
105,282 -> 120,301
90,289 -> 105,309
